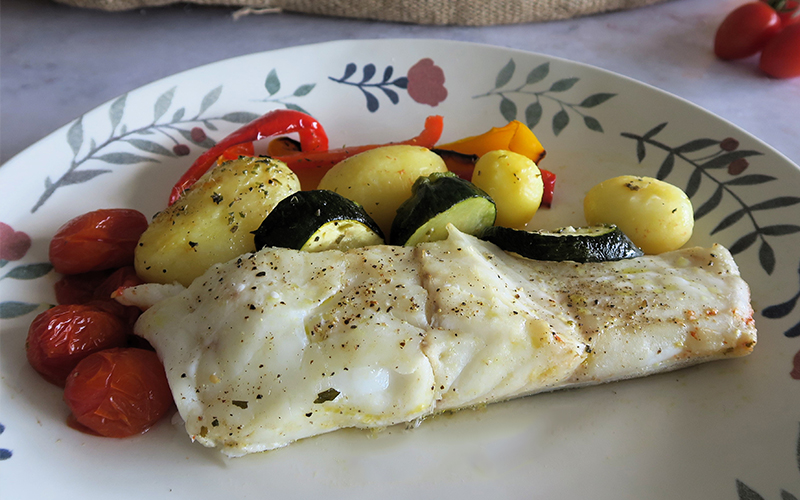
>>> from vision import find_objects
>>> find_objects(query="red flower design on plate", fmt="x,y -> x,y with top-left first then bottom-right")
792,349 -> 800,380
0,222 -> 32,262
407,58 -> 448,107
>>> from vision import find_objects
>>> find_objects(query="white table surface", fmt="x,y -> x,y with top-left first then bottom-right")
1,0 -> 798,169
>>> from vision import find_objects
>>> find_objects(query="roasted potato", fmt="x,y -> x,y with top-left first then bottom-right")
135,156 -> 300,286
317,145 -> 447,234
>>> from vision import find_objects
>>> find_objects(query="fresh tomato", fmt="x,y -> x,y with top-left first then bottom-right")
49,209 -> 148,275
759,19 -> 800,77
767,0 -> 800,24
714,2 -> 782,60
63,348 -> 172,438
26,304 -> 130,386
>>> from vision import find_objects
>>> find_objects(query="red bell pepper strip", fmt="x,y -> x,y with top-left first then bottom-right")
540,169 -> 556,208
168,109 -> 329,205
275,115 -> 444,190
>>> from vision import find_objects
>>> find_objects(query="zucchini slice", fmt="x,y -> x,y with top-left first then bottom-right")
390,172 -> 496,246
481,224 -> 644,263
253,190 -> 385,252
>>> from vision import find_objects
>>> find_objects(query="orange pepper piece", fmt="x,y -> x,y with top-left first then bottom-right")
437,120 -> 546,164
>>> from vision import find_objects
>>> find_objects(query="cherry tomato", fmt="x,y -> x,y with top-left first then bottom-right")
49,209 -> 148,275
26,304 -> 130,386
759,19 -> 800,77
714,2 -> 782,60
767,0 -> 800,25
92,266 -> 144,301
63,348 -> 172,438
54,270 -> 115,305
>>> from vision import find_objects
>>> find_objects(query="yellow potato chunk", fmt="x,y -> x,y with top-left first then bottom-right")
583,175 -> 693,254
472,150 -> 543,228
135,156 -> 300,286
317,145 -> 447,234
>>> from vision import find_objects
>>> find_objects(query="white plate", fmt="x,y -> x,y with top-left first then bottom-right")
1,39 -> 799,499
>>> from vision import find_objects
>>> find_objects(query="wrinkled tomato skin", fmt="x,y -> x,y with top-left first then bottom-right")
54,270 -> 115,305
759,21 -> 800,78
26,304 -> 130,386
93,266 -> 144,301
64,348 -> 173,438
714,2 -> 782,60
49,209 -> 148,275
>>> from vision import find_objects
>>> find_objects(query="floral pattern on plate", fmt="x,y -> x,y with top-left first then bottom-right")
1,40 -> 799,499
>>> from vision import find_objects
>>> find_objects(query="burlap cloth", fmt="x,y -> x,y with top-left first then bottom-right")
53,0 -> 669,25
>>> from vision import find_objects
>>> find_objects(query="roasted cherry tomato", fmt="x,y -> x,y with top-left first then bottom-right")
54,269 -> 115,305
63,348 -> 172,438
715,2 -> 782,60
49,209 -> 148,275
759,20 -> 800,77
26,304 -> 130,386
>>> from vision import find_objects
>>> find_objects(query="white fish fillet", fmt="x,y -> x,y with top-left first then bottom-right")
122,226 -> 756,456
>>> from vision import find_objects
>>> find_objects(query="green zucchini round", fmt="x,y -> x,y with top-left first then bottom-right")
253,190 -> 385,252
390,172 -> 497,246
481,224 -> 644,262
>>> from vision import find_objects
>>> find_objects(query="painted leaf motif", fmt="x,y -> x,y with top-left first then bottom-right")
284,103 -> 309,114
761,294 -> 797,318
759,240 -> 776,274
787,322 -> 800,337
525,101 -> 543,129
380,86 -> 399,105
364,90 -> 379,113
694,185 -> 723,220
781,490 -> 799,500
393,77 -> 409,89
711,208 -> 746,234
496,59 -> 515,89
579,93 -> 615,108
61,169 -> 112,186
643,122 -> 668,140
2,263 -> 52,280
361,64 -> 376,83
197,85 -> 222,115
760,224 -> 800,236
0,301 -> 41,319
222,112 -> 260,123
657,153 -> 675,180
725,174 -> 776,186
341,63 -> 357,81
172,108 -> 186,123
636,139 -> 646,163
95,153 -> 158,165
126,139 -> 176,157
67,117 -> 83,156
293,84 -> 315,97
736,480 -> 765,500
674,138 -> 718,153
552,109 -> 569,136
153,87 -> 176,122
729,231 -> 758,254
203,120 -> 218,131
583,116 -> 602,132
382,66 -> 393,82
548,78 -> 579,92
525,62 -> 549,84
684,168 -> 702,199
750,196 -> 800,211
265,69 -> 280,96
500,97 -> 517,122
109,94 -> 126,130
700,150 -> 762,170
199,86 -> 222,115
